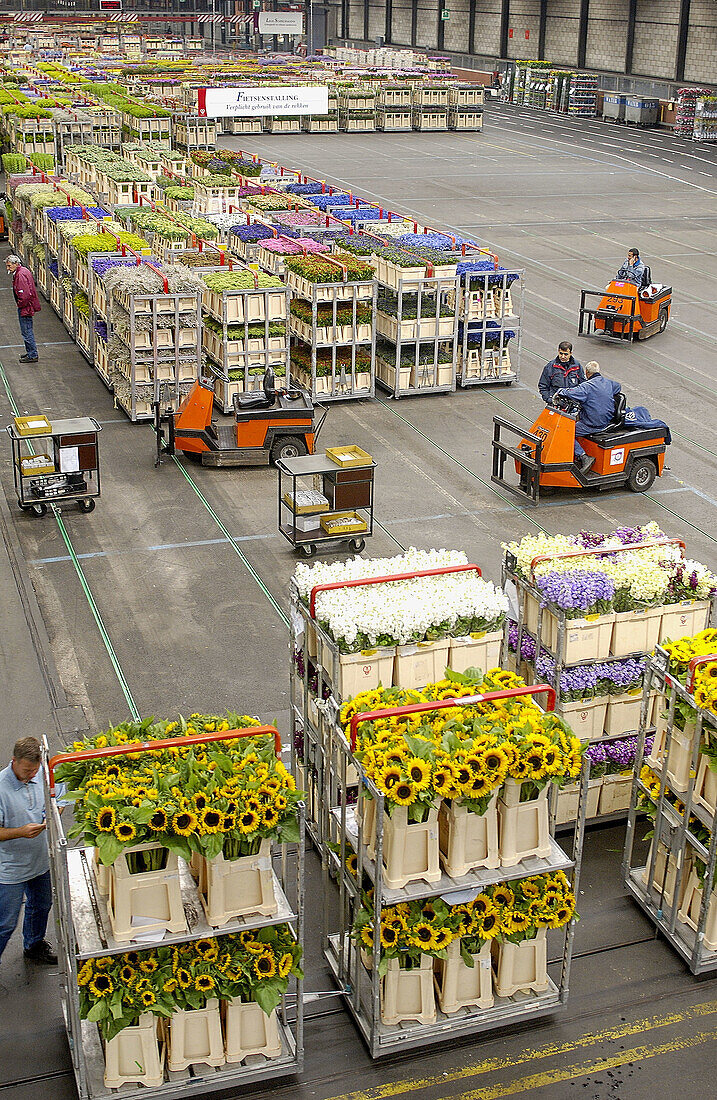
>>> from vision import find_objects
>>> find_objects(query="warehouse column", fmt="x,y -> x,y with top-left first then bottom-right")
363,0 -> 369,41
341,0 -> 348,39
625,0 -> 637,74
468,0 -> 477,55
675,0 -> 691,82
538,0 -> 547,60
577,0 -> 589,69
438,0 -> 446,50
411,0 -> 418,46
386,0 -> 393,44
499,0 -> 509,59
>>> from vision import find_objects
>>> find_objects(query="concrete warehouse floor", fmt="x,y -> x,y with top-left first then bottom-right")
0,101 -> 716,1100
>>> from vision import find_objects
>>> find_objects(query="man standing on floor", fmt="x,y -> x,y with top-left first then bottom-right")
6,254 -> 41,363
538,341 -> 585,405
0,737 -> 57,967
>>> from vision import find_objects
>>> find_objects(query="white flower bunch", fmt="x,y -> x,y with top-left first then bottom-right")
503,533 -> 577,578
314,572 -> 509,652
292,547 -> 468,604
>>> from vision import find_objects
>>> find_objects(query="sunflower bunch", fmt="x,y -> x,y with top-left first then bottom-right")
504,713 -> 583,800
353,897 -> 455,976
662,629 -> 717,717
78,946 -> 175,1041
60,714 -> 301,866
490,871 -> 576,943
215,925 -> 304,1016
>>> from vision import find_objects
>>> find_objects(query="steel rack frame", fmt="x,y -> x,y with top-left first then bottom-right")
457,268 -> 524,387
623,647 -> 717,974
322,689 -> 589,1058
42,726 -> 305,1099
374,273 -> 459,398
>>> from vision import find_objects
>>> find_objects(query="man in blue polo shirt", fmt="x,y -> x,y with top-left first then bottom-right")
0,737 -> 57,965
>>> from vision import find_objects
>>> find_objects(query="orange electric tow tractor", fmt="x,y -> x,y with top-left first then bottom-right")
491,392 -> 669,505
578,267 -> 672,341
155,369 -> 327,468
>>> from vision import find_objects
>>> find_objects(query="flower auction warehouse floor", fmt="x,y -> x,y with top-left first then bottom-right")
1,101 -> 717,1100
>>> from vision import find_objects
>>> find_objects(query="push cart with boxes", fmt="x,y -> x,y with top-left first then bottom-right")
7,415 -> 101,517
277,446 -> 376,558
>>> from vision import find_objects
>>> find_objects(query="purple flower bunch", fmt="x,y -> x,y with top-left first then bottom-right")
91,255 -> 159,276
507,620 -> 538,660
664,561 -> 714,602
333,207 -> 382,223
308,193 -> 354,210
231,223 -> 274,242
285,182 -> 325,195
396,232 -> 475,251
46,206 -> 108,221
536,570 -> 615,618
457,260 -> 519,287
586,735 -> 653,777
466,326 -> 516,348
594,657 -> 645,695
48,259 -> 59,277
94,319 -> 108,341
576,524 -> 664,549
536,654 -> 599,700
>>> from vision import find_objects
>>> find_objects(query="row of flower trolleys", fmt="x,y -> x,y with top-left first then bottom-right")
42,726 -> 305,1100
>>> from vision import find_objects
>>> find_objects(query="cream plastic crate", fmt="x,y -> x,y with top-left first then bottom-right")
286,270 -> 372,303
381,955 -> 436,1025
438,795 -> 500,876
659,599 -> 710,640
223,1001 -> 282,1064
393,638 -> 450,689
166,1000 -> 225,1072
435,938 -> 493,1014
646,713 -> 698,793
498,780 -> 551,867
381,802 -> 440,890
555,777 -> 602,824
542,611 -> 615,663
604,691 -> 656,737
103,1013 -> 164,1089
447,630 -> 502,675
610,606 -> 663,657
198,840 -> 278,926
492,927 -> 549,998
677,869 -> 717,952
693,754 -> 717,817
642,840 -> 691,909
597,772 -> 633,816
330,646 -> 396,700
379,259 -> 428,291
106,843 -> 186,943
559,697 -> 608,742
203,288 -> 287,325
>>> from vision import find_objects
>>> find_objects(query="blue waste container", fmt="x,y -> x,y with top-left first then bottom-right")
624,96 -> 660,126
602,94 -> 626,122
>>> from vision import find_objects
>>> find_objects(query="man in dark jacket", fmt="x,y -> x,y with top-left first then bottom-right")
538,342 -> 584,404
6,255 -> 41,363
556,361 -> 622,473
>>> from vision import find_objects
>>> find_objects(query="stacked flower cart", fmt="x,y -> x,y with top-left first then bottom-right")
623,635 -> 717,974
43,721 -> 305,1099
503,527 -> 717,825
456,265 -> 524,387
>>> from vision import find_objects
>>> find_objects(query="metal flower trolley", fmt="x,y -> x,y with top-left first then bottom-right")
7,415 -> 101,517
623,647 -> 717,974
43,726 -> 305,1100
323,687 -> 589,1057
277,449 -> 376,558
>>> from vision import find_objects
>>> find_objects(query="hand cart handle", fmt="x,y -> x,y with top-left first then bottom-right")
88,418 -> 102,432
309,563 -> 482,619
686,653 -> 717,694
46,724 -> 282,796
529,537 -> 686,580
349,684 -> 556,750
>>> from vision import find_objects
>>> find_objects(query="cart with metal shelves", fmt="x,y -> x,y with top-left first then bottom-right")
277,450 -> 376,558
456,267 -> 524,387
287,274 -> 376,402
7,415 -> 101,517
42,724 -> 305,1099
375,273 -> 458,397
502,537 -> 715,748
623,647 -> 717,974
322,687 -> 589,1057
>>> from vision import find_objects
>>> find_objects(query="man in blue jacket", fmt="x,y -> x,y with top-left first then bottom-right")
616,247 -> 645,287
556,361 -> 622,474
538,341 -> 585,404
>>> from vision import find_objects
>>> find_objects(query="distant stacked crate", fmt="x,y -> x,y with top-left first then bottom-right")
412,82 -> 450,131
338,85 -> 377,132
449,83 -> 484,131
375,269 -> 458,398
673,88 -> 711,137
694,96 -> 717,143
376,83 -> 413,132
174,115 -> 218,149
303,90 -> 339,132
568,73 -> 598,117
456,265 -> 523,387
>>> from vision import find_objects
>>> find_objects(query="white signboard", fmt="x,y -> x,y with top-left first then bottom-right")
258,12 -> 304,34
198,86 -> 328,118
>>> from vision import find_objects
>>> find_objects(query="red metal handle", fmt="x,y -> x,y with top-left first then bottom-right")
686,654 -> 717,694
47,725 -> 281,795
309,563 -> 482,619
349,685 -> 556,751
529,538 -> 686,580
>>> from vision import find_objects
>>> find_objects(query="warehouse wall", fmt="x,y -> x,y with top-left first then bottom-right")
341,0 -> 717,86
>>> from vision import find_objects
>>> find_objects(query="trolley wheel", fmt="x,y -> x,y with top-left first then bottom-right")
271,434 -> 308,467
658,307 -> 668,333
185,451 -> 203,464
30,503 -> 47,517
300,543 -> 316,558
626,458 -> 657,493
348,537 -> 365,553
78,498 -> 96,513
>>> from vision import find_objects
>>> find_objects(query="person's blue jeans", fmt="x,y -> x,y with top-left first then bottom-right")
18,311 -> 38,359
574,420 -> 590,459
0,870 -> 53,960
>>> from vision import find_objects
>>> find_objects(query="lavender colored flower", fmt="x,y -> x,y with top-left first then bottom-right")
231,224 -> 275,243
308,193 -> 355,210
332,207 -> 383,223
536,570 -> 615,618
594,657 -> 645,695
586,742 -> 608,776
285,182 -> 325,195
94,320 -> 108,341
396,232 -> 476,251
46,205 -> 108,221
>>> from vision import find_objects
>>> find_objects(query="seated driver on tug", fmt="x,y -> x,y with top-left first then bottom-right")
555,361 -> 622,475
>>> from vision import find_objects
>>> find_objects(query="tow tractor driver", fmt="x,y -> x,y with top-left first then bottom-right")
555,361 -> 621,475
616,247 -> 646,287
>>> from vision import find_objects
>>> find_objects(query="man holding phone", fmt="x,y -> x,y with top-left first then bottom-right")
0,737 -> 57,965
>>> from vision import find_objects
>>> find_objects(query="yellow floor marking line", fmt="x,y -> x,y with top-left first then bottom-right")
457,1027 -> 717,1100
327,999 -> 717,1100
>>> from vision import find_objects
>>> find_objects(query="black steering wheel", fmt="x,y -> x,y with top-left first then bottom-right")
551,393 -> 580,415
